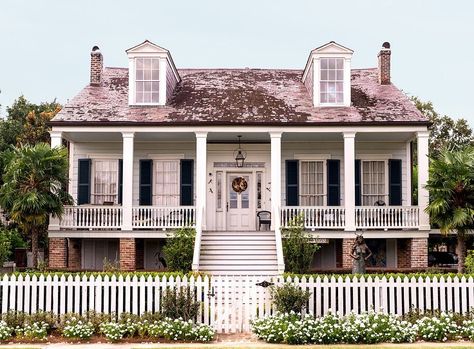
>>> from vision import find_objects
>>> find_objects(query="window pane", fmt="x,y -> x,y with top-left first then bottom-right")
320,82 -> 327,92
336,82 -> 343,92
151,93 -> 159,103
136,69 -> 143,80
328,94 -> 336,103
327,82 -> 336,93
152,81 -> 159,92
321,70 -> 328,80
144,70 -> 152,80
321,58 -> 328,69
154,160 -> 179,206
328,70 -> 335,80
143,92 -> 151,103
336,58 -> 344,69
144,58 -> 151,70
152,59 -> 160,70
336,70 -> 344,80
329,58 -> 336,69
136,59 -> 144,69
217,172 -> 222,209
336,93 -> 343,103
136,92 -> 143,103
144,81 -> 152,92
320,93 -> 327,103
152,69 -> 159,80
136,81 -> 143,92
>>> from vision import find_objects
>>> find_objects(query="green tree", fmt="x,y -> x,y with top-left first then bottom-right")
412,97 -> 473,157
425,147 -> 474,273
0,143 -> 72,268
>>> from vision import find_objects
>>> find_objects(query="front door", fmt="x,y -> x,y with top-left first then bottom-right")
227,173 -> 254,231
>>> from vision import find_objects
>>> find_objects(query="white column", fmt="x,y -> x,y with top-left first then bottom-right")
50,131 -> 62,148
192,132 -> 207,271
405,140 -> 412,206
122,132 -> 135,231
417,131 -> 430,230
343,132 -> 356,231
49,131 -> 63,231
270,132 -> 284,273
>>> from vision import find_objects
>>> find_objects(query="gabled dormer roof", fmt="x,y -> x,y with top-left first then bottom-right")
302,41 -> 353,83
126,40 -> 181,83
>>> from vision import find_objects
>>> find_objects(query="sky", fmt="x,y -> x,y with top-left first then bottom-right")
0,0 -> 473,125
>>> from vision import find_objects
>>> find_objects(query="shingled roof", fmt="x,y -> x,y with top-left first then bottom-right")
51,66 -> 428,126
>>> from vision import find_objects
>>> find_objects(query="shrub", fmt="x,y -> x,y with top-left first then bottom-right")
2,310 -> 27,328
148,318 -> 214,342
161,286 -> 200,321
99,322 -> 126,342
61,315 -> 94,340
162,227 -> 195,272
271,283 -> 311,314
463,319 -> 474,340
0,321 -> 13,340
24,311 -> 55,330
415,312 -> 461,341
16,321 -> 49,340
466,250 -> 474,274
84,310 -> 114,332
282,214 -> 319,273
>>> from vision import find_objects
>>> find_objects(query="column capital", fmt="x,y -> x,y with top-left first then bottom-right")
343,131 -> 356,138
269,131 -> 282,138
122,131 -> 135,138
195,131 -> 208,138
50,130 -> 63,138
416,130 -> 430,139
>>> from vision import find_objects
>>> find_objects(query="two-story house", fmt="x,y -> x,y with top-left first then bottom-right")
47,40 -> 430,274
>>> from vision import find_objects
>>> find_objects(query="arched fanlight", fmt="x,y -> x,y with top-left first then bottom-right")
233,135 -> 247,168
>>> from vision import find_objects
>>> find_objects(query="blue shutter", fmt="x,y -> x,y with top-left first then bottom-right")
118,159 -> 123,204
180,159 -> 194,206
139,160 -> 153,206
77,159 -> 91,205
389,159 -> 402,205
327,159 -> 340,206
286,160 -> 299,206
355,159 -> 361,206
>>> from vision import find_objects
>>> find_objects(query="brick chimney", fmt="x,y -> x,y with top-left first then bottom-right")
90,46 -> 103,86
378,42 -> 391,85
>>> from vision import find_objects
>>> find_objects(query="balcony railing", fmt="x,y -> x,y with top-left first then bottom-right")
132,206 -> 196,229
355,206 -> 419,229
61,206 -> 123,229
281,206 -> 346,230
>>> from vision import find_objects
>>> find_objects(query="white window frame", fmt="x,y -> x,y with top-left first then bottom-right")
91,159 -> 119,205
299,160 -> 327,206
319,57 -> 345,106
134,57 -> 160,105
360,159 -> 389,206
153,159 -> 180,207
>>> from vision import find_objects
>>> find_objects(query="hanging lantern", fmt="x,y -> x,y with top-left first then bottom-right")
233,135 -> 247,168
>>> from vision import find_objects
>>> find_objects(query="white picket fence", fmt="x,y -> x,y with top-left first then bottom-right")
1,274 -> 474,333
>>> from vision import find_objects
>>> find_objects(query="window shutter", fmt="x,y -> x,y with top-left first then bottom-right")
389,159 -> 402,205
139,160 -> 153,206
355,159 -> 361,206
77,159 -> 91,205
118,159 -> 123,204
285,160 -> 299,206
180,159 -> 194,206
327,159 -> 340,206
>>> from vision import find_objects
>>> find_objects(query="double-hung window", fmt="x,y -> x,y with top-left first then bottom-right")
320,58 -> 344,104
362,160 -> 386,205
154,160 -> 179,206
300,160 -> 325,206
135,58 -> 160,104
92,160 -> 118,204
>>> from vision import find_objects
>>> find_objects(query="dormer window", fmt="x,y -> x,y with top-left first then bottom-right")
320,58 -> 344,104
302,41 -> 353,107
126,40 -> 181,106
135,58 -> 160,104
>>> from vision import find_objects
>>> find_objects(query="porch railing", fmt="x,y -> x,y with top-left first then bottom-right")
132,206 -> 196,229
60,206 -> 123,229
281,206 -> 346,229
355,206 -> 419,229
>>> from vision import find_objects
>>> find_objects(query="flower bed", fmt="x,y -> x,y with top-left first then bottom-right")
0,311 -> 214,343
252,310 -> 474,344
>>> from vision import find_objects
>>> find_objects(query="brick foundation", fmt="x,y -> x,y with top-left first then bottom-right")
68,238 -> 82,269
410,238 -> 428,268
342,238 -> 354,269
397,238 -> 428,268
119,238 -> 136,271
48,238 -> 67,269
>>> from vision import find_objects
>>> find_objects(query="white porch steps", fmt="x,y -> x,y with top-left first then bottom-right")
199,230 -> 279,275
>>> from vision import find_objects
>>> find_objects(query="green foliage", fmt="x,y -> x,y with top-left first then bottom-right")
466,250 -> 474,274
162,227 -> 196,272
282,214 -> 320,273
0,225 -> 27,265
161,286 -> 200,321
0,143 -> 73,268
60,314 -> 94,339
0,321 -> 13,340
412,96 -> 474,157
271,283 -> 311,314
147,318 -> 214,341
426,147 -> 474,272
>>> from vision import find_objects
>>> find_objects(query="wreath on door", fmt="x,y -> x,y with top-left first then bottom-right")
232,176 -> 248,193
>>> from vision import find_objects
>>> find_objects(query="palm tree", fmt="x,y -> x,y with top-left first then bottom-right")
426,147 -> 474,273
0,143 -> 72,268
